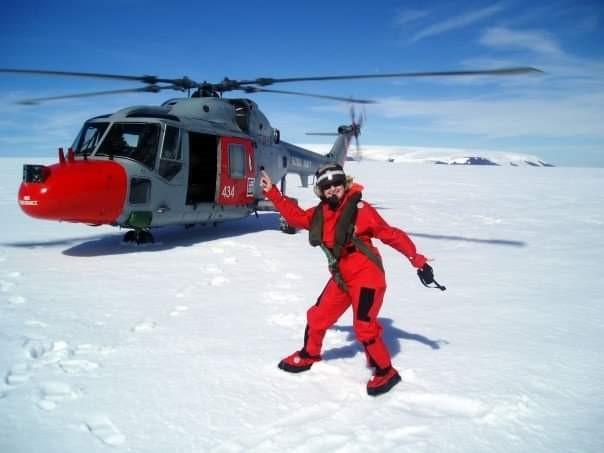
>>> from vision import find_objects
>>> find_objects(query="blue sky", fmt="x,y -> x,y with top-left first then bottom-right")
1,0 -> 602,166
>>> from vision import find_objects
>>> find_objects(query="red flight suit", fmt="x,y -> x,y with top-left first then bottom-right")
266,182 -> 427,372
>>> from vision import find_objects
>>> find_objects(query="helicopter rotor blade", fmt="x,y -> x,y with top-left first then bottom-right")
15,85 -> 177,105
1,66 -> 543,104
240,86 -> 376,104
237,67 -> 543,87
0,68 -> 199,90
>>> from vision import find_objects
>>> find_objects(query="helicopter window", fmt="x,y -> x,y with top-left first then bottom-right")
159,126 -> 182,181
123,133 -> 139,147
229,100 -> 250,132
161,126 -> 181,160
96,123 -> 160,170
229,144 -> 245,179
129,178 -> 151,204
73,122 -> 109,155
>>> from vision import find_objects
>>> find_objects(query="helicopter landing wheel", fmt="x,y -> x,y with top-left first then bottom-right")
123,229 -> 155,244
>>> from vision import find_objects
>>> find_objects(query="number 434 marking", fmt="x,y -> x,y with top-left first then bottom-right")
222,185 -> 236,198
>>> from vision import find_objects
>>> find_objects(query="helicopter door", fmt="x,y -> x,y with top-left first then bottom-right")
218,137 -> 255,206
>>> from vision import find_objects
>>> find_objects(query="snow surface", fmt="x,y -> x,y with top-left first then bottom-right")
1,157 -> 603,453
299,144 -> 554,167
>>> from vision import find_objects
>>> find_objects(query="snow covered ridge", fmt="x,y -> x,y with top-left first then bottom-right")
299,144 -> 555,167
433,155 -> 554,167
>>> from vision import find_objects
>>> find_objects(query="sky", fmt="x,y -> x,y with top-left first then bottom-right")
0,0 -> 603,167
1,158 -> 603,452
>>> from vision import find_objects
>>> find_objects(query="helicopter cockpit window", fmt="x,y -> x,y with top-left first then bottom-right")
228,144 -> 245,179
96,122 -> 160,170
229,100 -> 250,132
72,122 -> 109,155
158,126 -> 182,181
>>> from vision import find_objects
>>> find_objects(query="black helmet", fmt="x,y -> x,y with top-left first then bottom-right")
314,163 -> 347,196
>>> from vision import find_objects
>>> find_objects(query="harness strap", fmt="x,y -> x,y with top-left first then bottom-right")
309,192 -> 384,292
351,236 -> 384,272
332,192 -> 362,261
319,244 -> 348,291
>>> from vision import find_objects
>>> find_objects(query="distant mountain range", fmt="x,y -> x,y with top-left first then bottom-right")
431,155 -> 555,167
300,144 -> 555,167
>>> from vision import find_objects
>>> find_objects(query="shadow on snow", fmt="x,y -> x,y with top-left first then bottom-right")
1,213 -> 281,257
409,231 -> 526,247
323,317 -> 448,361
1,214 -> 524,257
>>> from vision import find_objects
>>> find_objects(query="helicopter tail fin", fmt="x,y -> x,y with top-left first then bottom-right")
324,123 -> 358,165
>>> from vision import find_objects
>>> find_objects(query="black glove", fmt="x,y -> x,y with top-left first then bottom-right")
417,264 -> 434,284
417,264 -> 446,291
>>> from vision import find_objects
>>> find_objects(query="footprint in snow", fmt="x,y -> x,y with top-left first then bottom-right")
5,363 -> 31,386
86,415 -> 126,446
24,339 -> 72,364
37,381 -> 81,411
74,344 -> 114,356
59,359 -> 100,375
25,340 -> 52,360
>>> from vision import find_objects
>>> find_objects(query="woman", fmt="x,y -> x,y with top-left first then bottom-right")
260,162 -> 432,396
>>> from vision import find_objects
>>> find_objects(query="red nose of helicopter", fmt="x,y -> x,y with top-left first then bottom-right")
18,154 -> 127,225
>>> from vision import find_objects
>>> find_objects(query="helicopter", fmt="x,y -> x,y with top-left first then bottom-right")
1,66 -> 541,243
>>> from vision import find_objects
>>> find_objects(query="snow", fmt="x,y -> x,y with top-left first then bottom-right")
298,144 -> 554,167
1,157 -> 603,452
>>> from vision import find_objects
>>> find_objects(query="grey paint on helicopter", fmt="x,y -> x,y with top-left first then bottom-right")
76,96 -> 352,229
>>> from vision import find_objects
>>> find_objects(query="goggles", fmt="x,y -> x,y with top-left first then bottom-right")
316,170 -> 346,191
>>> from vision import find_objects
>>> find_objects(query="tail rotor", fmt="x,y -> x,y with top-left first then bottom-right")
350,105 -> 365,161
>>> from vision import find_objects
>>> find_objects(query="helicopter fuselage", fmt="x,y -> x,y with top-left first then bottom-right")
18,97 -> 353,233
